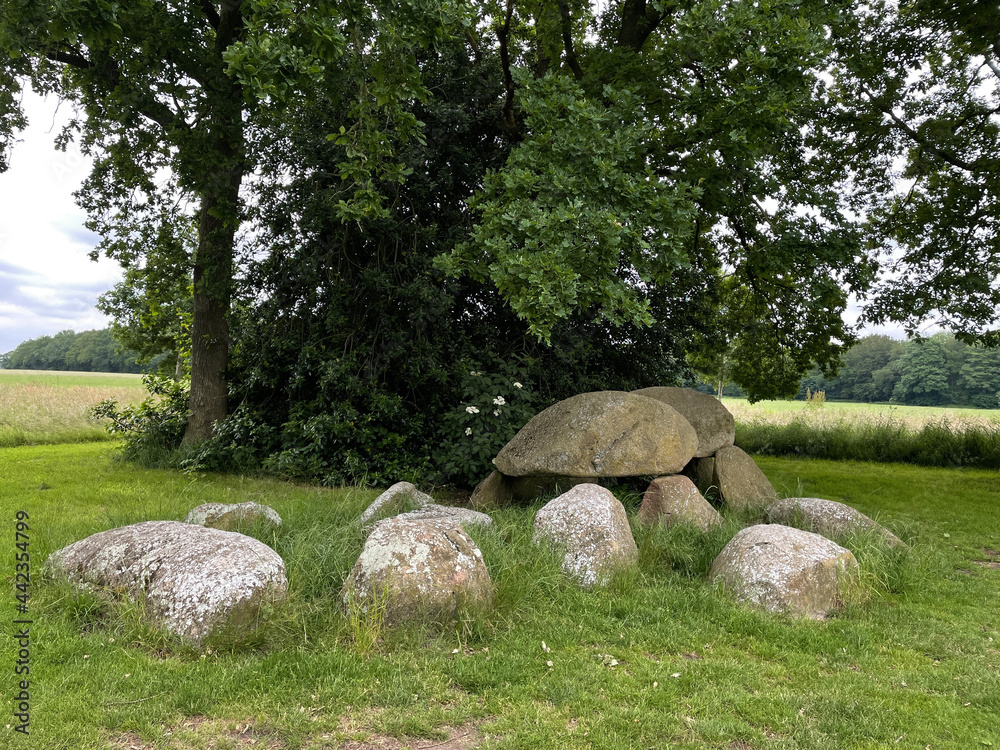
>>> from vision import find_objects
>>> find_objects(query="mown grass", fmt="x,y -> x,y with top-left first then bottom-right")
2,443 -> 999,748
0,370 -> 146,447
728,398 -> 1000,469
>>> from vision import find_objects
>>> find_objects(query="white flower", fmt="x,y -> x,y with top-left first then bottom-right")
465,406 -> 480,414
493,410 -> 500,416
493,396 -> 506,406
513,382 -> 523,389
465,427 -> 472,435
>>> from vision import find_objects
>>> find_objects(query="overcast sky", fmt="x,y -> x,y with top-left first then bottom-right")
0,86 -> 905,359
0,88 -> 123,355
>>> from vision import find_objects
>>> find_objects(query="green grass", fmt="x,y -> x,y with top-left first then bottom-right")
0,369 -> 147,447
3,442 -> 1000,748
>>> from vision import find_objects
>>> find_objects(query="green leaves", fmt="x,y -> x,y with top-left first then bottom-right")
440,74 -> 698,343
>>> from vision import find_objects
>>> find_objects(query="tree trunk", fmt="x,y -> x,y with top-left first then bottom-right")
183,180 -> 239,444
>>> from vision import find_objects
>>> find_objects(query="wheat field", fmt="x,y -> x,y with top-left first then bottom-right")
0,370 -> 147,446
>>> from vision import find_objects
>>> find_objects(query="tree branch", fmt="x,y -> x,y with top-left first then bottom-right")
558,1 -> 584,80
616,0 -> 665,53
497,0 -> 517,135
858,84 -> 979,173
46,50 -> 92,69
200,0 -> 221,30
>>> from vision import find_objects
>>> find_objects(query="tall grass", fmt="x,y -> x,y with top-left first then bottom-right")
736,412 -> 1000,469
0,372 -> 146,447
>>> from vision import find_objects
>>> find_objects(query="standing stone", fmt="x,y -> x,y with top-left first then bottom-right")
45,521 -> 288,645
709,524 -> 858,619
495,391 -> 698,478
342,517 -> 494,627
359,481 -> 434,525
533,484 -> 638,587
184,502 -> 282,530
712,445 -> 778,509
638,476 -> 723,531
633,387 -> 736,457
765,497 -> 904,548
682,456 -> 717,497
470,471 -> 514,510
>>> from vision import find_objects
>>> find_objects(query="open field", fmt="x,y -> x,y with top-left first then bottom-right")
724,397 -> 1000,430
0,369 -> 147,447
2,442 -> 999,749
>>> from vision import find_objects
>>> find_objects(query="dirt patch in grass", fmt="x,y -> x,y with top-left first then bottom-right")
112,717 -> 288,749
337,724 -> 484,750
973,560 -> 1000,570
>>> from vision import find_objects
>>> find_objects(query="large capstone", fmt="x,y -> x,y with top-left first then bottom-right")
342,517 -> 494,627
45,521 -> 288,645
632,387 -> 735,458
766,497 -> 904,548
712,445 -> 779,508
533,483 -> 638,587
494,391 -> 698,478
709,524 -> 858,619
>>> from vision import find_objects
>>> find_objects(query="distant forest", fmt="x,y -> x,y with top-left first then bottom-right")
0,329 -> 151,373
703,333 -> 1000,409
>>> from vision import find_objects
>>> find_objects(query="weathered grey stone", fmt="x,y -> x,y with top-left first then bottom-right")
495,391 -> 699,478
638,475 -> 723,531
765,497 -> 905,548
342,517 -> 493,627
470,471 -> 513,510
712,445 -> 779,509
682,456 -> 717,497
470,471 -> 592,509
184,502 -> 282,530
359,481 -> 434,525
45,521 -> 288,645
709,524 -> 858,619
633,387 -> 735,457
393,503 -> 494,531
533,483 -> 638,587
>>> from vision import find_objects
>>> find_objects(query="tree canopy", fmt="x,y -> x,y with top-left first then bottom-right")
2,0 -> 998,485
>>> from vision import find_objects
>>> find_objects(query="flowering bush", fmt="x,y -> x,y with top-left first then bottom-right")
435,362 -> 540,487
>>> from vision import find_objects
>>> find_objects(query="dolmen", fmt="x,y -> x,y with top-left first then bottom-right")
45,521 -> 288,645
471,388 -> 778,514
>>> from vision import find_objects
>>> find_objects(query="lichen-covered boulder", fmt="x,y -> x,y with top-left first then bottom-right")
766,497 -> 904,548
392,504 -> 494,531
712,445 -> 779,508
184,502 -> 282,530
44,521 -> 288,645
359,481 -> 434,525
342,518 -> 493,627
633,387 -> 735,457
495,391 -> 698,478
709,524 -> 858,619
533,484 -> 638,587
638,476 -> 723,531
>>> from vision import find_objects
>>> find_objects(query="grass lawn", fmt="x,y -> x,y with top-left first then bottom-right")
0,370 -> 147,447
2,442 -> 999,749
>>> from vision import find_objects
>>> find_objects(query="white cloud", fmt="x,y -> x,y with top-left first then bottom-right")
0,86 -> 123,354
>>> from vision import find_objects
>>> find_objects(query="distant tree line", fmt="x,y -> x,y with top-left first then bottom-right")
693,333 -> 1000,409
0,329 -> 154,373
797,334 -> 1000,408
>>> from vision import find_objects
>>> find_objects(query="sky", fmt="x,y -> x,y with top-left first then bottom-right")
0,87 -> 905,359
0,88 -> 123,355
